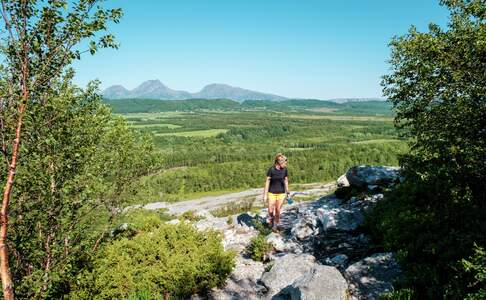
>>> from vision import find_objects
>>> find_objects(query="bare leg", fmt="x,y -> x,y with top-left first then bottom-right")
267,199 -> 275,226
274,199 -> 284,226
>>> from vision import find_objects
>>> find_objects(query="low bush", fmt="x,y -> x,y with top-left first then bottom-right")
70,223 -> 235,299
212,197 -> 256,217
251,219 -> 272,236
179,210 -> 203,221
247,235 -> 273,262
380,288 -> 415,300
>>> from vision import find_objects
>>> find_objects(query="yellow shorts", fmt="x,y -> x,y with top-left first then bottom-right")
267,192 -> 286,203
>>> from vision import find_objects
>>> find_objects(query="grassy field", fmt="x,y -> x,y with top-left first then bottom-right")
155,128 -> 229,137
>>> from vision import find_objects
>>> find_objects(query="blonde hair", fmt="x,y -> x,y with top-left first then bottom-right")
274,153 -> 287,165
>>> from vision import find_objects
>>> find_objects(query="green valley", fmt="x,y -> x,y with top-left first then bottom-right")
107,99 -> 407,204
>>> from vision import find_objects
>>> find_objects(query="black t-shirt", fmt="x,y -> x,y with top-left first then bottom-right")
266,166 -> 288,193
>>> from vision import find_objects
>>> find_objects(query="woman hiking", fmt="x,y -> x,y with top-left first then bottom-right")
263,153 -> 289,232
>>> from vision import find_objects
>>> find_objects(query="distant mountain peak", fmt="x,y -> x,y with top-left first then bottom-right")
102,80 -> 287,101
102,80 -> 386,102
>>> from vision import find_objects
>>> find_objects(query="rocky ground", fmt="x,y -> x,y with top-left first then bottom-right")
185,165 -> 404,300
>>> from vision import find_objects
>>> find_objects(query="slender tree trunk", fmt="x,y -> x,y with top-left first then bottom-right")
0,115 -> 23,300
0,56 -> 29,299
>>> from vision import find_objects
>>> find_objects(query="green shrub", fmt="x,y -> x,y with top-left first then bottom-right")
212,197 -> 256,217
247,235 -> 273,262
380,288 -> 415,300
366,174 -> 486,298
462,244 -> 486,300
70,223 -> 235,299
126,290 -> 164,300
179,210 -> 203,221
251,219 -> 272,236
374,0 -> 486,297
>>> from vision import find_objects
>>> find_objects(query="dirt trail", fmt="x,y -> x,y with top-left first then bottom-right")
132,182 -> 337,215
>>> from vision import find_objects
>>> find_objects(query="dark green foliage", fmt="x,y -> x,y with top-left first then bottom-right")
380,288 -> 415,300
126,290 -> 164,300
179,210 -> 203,221
369,0 -> 486,298
2,79 -> 156,299
105,98 -> 240,113
247,235 -> 273,262
104,97 -> 394,116
462,244 -> 486,300
252,219 -> 273,236
70,223 -> 235,299
338,101 -> 393,116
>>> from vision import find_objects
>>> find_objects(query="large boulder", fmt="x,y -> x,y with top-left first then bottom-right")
325,254 -> 349,268
276,264 -> 349,300
291,218 -> 315,240
337,174 -> 350,187
266,232 -> 287,252
260,254 -> 316,298
222,225 -> 258,252
345,252 -> 403,299
210,255 -> 266,300
345,165 -> 400,188
194,216 -> 228,231
317,207 -> 364,232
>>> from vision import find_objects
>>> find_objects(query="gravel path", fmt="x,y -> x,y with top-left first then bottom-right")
130,182 -> 336,215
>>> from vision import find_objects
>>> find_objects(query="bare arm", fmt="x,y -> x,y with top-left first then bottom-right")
284,176 -> 289,195
263,177 -> 270,201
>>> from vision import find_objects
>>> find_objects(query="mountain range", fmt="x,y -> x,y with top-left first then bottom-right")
102,79 -> 385,103
103,80 -> 287,101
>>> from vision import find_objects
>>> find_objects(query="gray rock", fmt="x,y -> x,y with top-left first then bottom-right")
317,208 -> 364,231
195,209 -> 214,219
292,224 -> 314,241
222,226 -> 258,252
211,255 -> 265,300
266,233 -> 286,252
345,252 -> 403,299
355,233 -> 371,244
337,174 -> 350,187
195,216 -> 228,231
367,184 -> 380,192
260,254 -> 316,298
291,218 -> 315,241
325,254 -> 349,267
345,165 -> 400,188
320,197 -> 342,209
276,264 -> 348,300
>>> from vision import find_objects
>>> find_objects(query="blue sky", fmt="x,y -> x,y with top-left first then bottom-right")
72,0 -> 450,99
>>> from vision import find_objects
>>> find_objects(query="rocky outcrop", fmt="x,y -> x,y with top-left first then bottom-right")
317,207 -> 365,231
276,264 -> 348,300
345,252 -> 403,299
345,165 -> 400,189
260,254 -> 316,298
210,256 -> 266,300
265,233 -> 287,252
191,165 -> 405,299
